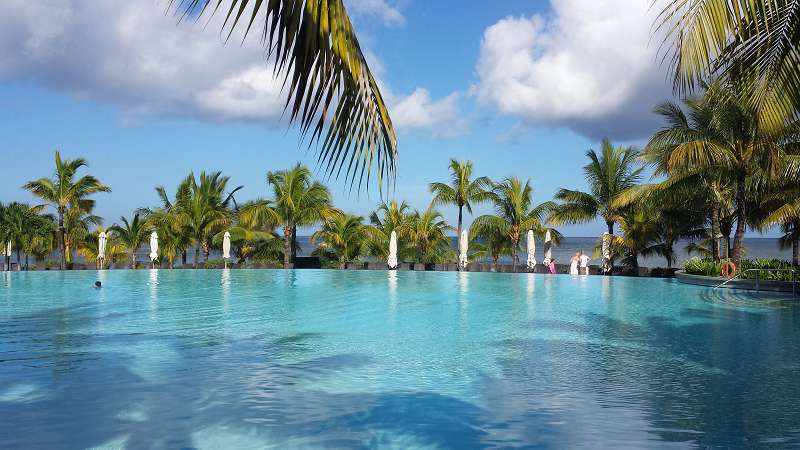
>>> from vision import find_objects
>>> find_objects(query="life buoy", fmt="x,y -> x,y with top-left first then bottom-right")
720,261 -> 736,278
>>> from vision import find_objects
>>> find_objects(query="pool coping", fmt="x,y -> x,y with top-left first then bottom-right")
675,270 -> 798,293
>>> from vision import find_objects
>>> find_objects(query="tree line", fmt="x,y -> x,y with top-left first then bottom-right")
2,81 -> 800,271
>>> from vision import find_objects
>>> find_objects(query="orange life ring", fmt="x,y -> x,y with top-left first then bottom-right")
720,261 -> 737,278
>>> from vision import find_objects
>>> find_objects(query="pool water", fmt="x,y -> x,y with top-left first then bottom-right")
1,270 -> 799,449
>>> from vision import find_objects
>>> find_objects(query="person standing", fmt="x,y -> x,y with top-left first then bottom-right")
569,252 -> 580,275
579,251 -> 591,275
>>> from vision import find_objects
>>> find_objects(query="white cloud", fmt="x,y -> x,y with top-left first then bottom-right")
0,0 -> 406,126
0,0 -> 285,124
473,0 -> 671,140
390,88 -> 466,137
345,0 -> 405,26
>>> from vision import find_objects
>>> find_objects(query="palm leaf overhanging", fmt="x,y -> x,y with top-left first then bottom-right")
172,0 -> 397,190
655,0 -> 800,127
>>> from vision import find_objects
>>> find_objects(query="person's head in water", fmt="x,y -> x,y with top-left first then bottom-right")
94,281 -> 102,288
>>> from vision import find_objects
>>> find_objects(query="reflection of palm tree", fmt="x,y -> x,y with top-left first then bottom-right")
312,213 -> 367,269
112,214 -> 148,269
23,151 -> 110,269
473,177 -> 558,270
173,0 -> 397,189
429,159 -> 492,264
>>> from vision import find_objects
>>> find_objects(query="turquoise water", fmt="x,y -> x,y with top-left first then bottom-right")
1,270 -> 799,449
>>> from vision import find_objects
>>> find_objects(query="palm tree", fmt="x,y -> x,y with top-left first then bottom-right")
312,213 -> 368,269
242,164 -> 336,268
406,206 -> 453,263
23,151 -> 110,269
172,0 -> 397,189
550,139 -> 643,236
364,200 -> 413,261
78,228 -> 127,269
0,203 -> 39,270
642,81 -> 797,265
469,227 -> 514,271
112,214 -> 148,269
655,0 -> 799,127
174,172 -> 242,268
473,177 -> 559,270
429,159 -> 492,267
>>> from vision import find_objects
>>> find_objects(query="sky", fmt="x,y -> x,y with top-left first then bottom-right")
0,0 -> 766,237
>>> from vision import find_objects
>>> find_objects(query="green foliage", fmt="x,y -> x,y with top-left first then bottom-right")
683,257 -> 798,281
172,0 -> 397,190
23,151 -> 110,269
683,258 -> 722,277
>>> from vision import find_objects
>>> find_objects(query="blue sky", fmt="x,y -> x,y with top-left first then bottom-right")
0,0 -> 767,236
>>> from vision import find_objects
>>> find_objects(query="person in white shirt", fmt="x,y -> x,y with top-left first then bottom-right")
578,251 -> 590,275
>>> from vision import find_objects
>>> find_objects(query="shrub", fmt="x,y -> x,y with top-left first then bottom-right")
683,257 -> 798,281
683,258 -> 721,277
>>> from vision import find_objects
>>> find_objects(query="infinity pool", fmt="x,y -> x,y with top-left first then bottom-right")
1,270 -> 798,449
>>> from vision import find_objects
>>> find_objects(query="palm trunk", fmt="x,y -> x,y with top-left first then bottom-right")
16,249 -> 21,271
710,204 -> 721,261
182,250 -> 187,267
193,243 -> 200,269
456,205 -> 463,271
131,253 -> 136,270
291,225 -> 298,261
283,223 -> 293,269
731,174 -> 747,265
605,221 -> 614,275
202,241 -> 210,264
58,208 -> 66,270
511,238 -> 519,270
25,254 -> 29,271
793,235 -> 799,266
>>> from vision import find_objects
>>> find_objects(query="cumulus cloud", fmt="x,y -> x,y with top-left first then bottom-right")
473,0 -> 671,140
390,88 -> 466,137
345,0 -> 405,26
0,0 -> 406,126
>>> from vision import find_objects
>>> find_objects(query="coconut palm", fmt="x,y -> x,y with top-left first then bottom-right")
406,206 -> 453,263
655,0 -> 800,127
429,159 -> 492,264
364,200 -> 413,260
242,164 -> 337,268
758,173 -> 800,265
469,227 -> 514,271
78,228 -> 127,269
312,213 -> 368,268
550,139 -> 643,236
642,81 -> 797,265
473,177 -> 559,270
0,203 -> 44,269
23,151 -> 111,269
172,0 -> 397,189
170,172 -> 243,268
112,213 -> 149,269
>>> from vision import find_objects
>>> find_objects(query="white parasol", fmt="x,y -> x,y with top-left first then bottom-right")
387,230 -> 398,269
526,230 -> 536,269
458,229 -> 469,270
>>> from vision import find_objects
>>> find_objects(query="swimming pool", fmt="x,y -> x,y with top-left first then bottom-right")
1,270 -> 798,449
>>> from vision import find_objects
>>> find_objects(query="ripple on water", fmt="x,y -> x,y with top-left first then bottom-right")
0,269 -> 799,449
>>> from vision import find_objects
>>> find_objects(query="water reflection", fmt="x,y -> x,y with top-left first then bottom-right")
148,269 -> 158,313
221,269 -> 231,313
0,270 -> 798,448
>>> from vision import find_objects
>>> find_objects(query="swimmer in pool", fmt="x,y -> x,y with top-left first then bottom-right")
94,281 -> 102,288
